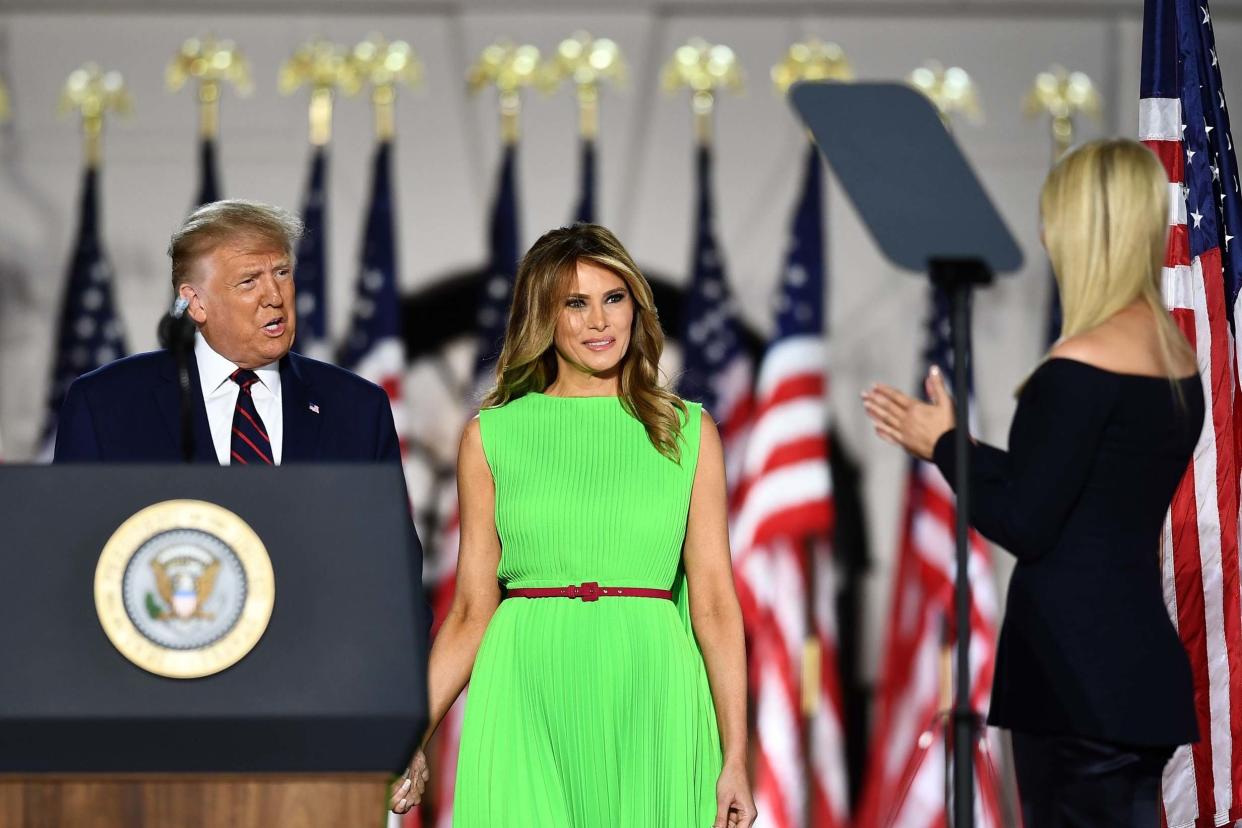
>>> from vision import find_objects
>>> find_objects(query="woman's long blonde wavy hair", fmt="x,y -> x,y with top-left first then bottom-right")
1041,138 -> 1194,383
481,223 -> 690,462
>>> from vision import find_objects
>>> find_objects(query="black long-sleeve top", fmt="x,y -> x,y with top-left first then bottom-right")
932,357 -> 1203,746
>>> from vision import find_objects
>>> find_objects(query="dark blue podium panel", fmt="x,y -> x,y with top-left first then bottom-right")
0,464 -> 428,773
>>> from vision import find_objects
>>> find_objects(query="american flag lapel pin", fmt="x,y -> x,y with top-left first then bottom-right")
308,403 -> 320,414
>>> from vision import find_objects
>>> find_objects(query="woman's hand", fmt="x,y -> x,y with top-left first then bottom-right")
389,748 -> 429,815
712,759 -> 757,827
861,365 -> 955,461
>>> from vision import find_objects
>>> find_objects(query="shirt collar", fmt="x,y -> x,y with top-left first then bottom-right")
194,332 -> 282,397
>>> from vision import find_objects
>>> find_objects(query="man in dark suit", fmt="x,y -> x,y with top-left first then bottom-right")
54,200 -> 400,465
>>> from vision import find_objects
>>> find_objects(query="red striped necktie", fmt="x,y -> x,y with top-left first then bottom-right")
229,369 -> 273,465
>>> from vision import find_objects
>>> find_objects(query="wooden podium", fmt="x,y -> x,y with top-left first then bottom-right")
0,465 -> 428,828
0,776 -> 390,828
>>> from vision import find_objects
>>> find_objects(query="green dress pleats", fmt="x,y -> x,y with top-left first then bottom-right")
454,393 -> 722,827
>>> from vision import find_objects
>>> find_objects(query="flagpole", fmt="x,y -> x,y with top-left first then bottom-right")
908,60 -> 984,828
467,40 -> 538,384
1024,66 -> 1100,346
352,35 -> 421,146
60,63 -> 131,170
543,31 -> 624,141
662,38 -> 744,150
469,40 -> 540,152
45,64 -> 131,454
909,62 -> 983,131
543,32 -> 625,224
167,36 -> 251,205
342,32 -> 420,362
1024,65 -> 1100,164
662,37 -> 745,471
279,39 -> 361,363
0,73 -> 11,128
281,38 -> 361,148
773,39 -> 853,828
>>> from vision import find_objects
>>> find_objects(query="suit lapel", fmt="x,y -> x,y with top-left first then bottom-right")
280,354 -> 322,463
155,351 -> 216,463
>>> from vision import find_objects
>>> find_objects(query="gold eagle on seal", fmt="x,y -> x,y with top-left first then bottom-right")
151,553 -> 220,621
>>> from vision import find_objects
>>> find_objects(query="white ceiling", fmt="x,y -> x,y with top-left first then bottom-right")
2,0 -> 1240,17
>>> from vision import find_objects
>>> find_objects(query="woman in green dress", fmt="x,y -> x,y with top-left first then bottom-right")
390,223 -> 755,827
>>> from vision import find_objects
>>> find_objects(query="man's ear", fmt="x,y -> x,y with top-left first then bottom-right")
180,283 -> 206,324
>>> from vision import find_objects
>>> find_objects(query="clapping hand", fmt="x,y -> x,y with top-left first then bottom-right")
861,365 -> 955,461
390,749 -> 430,815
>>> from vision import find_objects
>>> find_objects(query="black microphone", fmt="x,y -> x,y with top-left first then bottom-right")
158,297 -> 197,463
157,297 -> 195,350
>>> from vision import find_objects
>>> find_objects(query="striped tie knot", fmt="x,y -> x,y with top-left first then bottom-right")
230,368 -> 260,395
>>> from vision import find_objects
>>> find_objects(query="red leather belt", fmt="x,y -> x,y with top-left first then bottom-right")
505,581 -> 673,603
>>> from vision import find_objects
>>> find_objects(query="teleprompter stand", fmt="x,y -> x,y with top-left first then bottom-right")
790,82 -> 1023,828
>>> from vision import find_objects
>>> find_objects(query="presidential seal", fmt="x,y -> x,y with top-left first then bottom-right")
94,499 -> 275,679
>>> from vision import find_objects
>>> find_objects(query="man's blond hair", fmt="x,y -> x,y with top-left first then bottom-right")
168,199 -> 304,289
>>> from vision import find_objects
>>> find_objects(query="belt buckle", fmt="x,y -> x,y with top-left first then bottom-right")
570,581 -> 601,602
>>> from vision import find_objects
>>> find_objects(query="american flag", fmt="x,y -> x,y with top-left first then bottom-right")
856,285 -> 1003,828
678,143 -> 754,497
349,141 -> 413,828
293,146 -> 330,362
732,145 -> 847,828
421,140 -> 521,828
472,143 -> 520,382
197,137 -> 220,206
41,164 -> 127,454
1143,0 -> 1242,824
1046,269 -> 1063,348
338,140 -> 408,452
574,138 -> 596,224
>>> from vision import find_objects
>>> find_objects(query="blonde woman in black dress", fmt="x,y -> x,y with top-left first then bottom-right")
863,139 -> 1203,826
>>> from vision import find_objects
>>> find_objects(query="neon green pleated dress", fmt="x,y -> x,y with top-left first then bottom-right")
454,392 -> 722,827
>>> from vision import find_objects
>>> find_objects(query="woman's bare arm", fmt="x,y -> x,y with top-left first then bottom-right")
393,418 -> 502,813
422,417 -> 503,744
684,412 -> 755,826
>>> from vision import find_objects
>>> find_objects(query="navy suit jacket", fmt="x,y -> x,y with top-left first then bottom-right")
54,349 -> 401,464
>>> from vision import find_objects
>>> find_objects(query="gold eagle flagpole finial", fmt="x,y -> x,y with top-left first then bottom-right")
908,60 -> 983,131
349,34 -> 422,142
0,75 -> 10,125
540,31 -> 626,140
60,63 -> 132,167
1024,65 -> 1101,162
772,37 -> 853,95
280,38 -> 362,147
662,38 -> 744,146
468,40 -> 541,145
167,36 -> 252,140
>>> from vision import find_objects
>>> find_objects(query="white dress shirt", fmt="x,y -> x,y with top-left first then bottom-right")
194,333 -> 284,465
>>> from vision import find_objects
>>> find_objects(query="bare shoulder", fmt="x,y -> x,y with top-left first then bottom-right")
461,415 -> 482,445
695,410 -> 723,471
459,417 -> 487,466
1050,305 -> 1192,377
695,412 -> 725,456
1049,331 -> 1111,365
698,409 -> 721,442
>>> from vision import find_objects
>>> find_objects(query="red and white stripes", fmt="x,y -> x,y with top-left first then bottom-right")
810,537 -> 850,828
1143,94 -> 1242,828
857,457 -> 1001,828
732,335 -> 847,828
